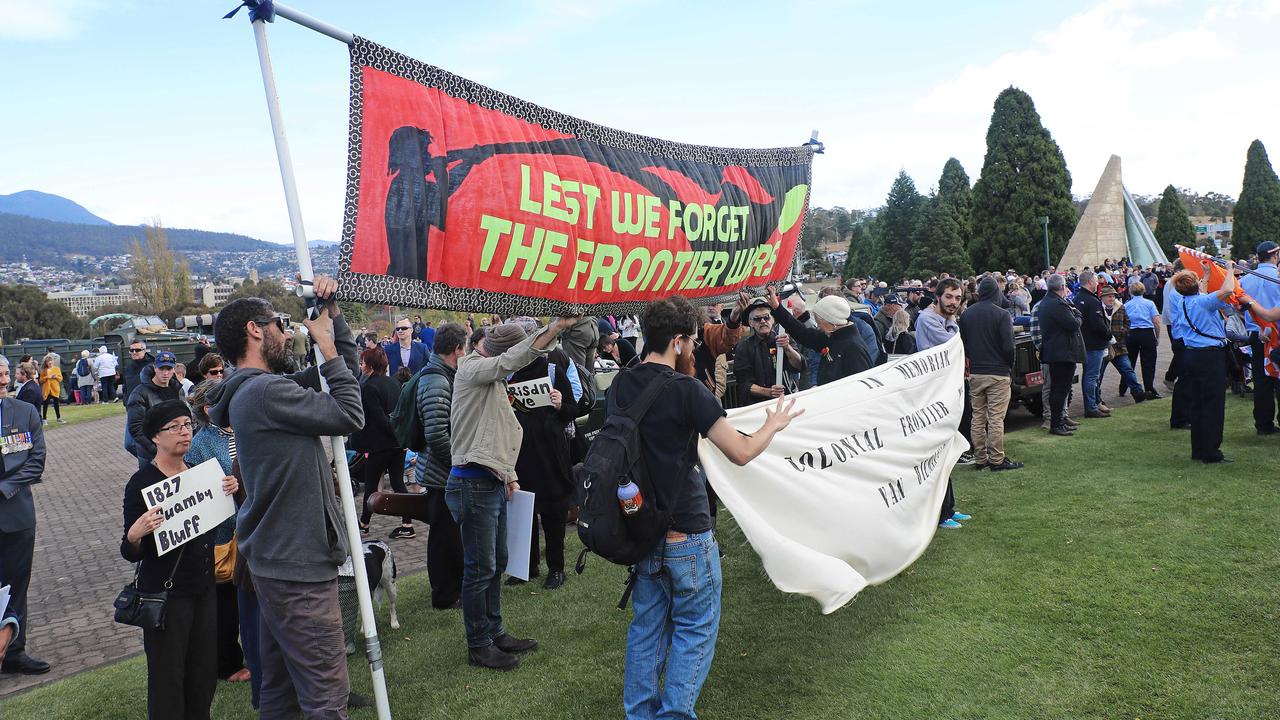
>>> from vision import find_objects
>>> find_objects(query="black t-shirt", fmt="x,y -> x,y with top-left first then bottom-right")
609,362 -> 725,533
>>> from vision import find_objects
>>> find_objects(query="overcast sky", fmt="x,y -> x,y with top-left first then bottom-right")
1,0 -> 1276,244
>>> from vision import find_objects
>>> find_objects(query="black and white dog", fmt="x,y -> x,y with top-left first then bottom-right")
342,540 -> 400,631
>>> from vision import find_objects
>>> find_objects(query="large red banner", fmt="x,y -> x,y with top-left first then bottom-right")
339,37 -> 814,315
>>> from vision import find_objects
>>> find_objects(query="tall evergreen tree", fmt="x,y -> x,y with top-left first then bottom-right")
1233,139 -> 1280,260
872,171 -> 923,281
937,158 -> 973,249
842,222 -> 874,280
1154,184 -> 1195,260
909,196 -> 973,279
970,87 -> 1076,273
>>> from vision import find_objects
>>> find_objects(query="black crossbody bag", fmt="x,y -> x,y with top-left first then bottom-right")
114,546 -> 186,631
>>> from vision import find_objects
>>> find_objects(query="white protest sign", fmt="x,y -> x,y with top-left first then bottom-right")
0,585 -> 9,620
504,490 -> 535,580
508,378 -> 553,409
699,334 -> 968,614
142,458 -> 234,556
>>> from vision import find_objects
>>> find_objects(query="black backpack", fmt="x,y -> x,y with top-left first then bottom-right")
574,367 -> 682,570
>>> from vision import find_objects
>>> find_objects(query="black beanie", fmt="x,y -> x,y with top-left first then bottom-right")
143,400 -> 193,440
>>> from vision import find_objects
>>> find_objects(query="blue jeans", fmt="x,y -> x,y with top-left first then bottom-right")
1082,349 -> 1106,411
445,470 -> 508,649
624,530 -> 722,720
1098,353 -> 1143,398
237,588 -> 262,709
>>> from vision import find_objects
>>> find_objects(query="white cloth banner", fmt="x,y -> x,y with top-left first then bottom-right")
699,334 -> 967,614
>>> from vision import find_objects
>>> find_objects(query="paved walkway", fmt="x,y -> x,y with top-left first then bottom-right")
0,413 -> 426,697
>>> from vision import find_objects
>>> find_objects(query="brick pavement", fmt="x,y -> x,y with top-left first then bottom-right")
0,413 -> 427,697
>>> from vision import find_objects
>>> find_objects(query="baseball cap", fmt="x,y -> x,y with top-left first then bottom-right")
155,351 -> 177,368
1257,241 -> 1279,257
884,294 -> 905,306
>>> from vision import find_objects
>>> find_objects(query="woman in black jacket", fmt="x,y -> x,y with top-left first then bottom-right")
1036,275 -> 1086,436
509,345 -> 579,589
121,400 -> 238,720
353,346 -> 414,538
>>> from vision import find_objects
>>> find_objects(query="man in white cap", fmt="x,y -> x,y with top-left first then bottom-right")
765,288 -> 872,385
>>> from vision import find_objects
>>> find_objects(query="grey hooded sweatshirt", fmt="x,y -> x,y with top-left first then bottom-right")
206,315 -> 364,583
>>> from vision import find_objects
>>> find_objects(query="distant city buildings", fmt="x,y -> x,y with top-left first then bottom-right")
47,285 -> 137,317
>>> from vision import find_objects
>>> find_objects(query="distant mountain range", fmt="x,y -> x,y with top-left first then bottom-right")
0,190 -> 113,226
0,212 -> 279,265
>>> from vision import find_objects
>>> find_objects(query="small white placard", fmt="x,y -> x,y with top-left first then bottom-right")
504,490 -> 535,580
508,378 -> 553,409
141,458 -> 234,556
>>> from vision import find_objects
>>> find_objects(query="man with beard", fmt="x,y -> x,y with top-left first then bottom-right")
914,278 -> 974,527
615,295 -> 802,720
207,277 -> 365,719
734,299 -> 806,402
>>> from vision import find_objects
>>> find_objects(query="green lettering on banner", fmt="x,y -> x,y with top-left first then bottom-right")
666,251 -> 695,291
643,195 -> 662,238
478,215 -> 512,272
667,200 -> 683,240
568,238 -> 595,290
533,229 -> 568,284
643,249 -> 674,291
585,242 -> 623,292
518,165 -> 540,215
701,251 -> 729,288
500,224 -> 544,279
611,191 -> 645,235
618,247 -> 652,292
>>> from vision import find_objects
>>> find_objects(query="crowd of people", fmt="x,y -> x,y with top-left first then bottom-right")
2,240 -> 1279,719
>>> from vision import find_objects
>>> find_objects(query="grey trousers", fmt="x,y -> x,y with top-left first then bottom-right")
143,587 -> 217,720
253,576 -> 350,720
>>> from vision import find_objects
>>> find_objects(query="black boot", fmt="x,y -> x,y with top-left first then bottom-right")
468,645 -> 520,671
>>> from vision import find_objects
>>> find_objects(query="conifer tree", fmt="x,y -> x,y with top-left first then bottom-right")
970,87 -> 1076,272
910,196 -> 974,279
1233,139 -> 1280,260
871,171 -> 923,281
937,158 -> 973,249
1154,185 -> 1195,260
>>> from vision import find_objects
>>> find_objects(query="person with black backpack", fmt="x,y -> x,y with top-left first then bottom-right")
599,295 -> 801,720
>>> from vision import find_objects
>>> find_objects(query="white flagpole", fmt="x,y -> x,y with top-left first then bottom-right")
247,15 -> 392,720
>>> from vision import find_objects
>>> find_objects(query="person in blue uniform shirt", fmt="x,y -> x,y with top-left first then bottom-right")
1122,281 -> 1164,400
1170,266 -> 1240,463
0,356 -> 51,675
1241,241 -> 1280,435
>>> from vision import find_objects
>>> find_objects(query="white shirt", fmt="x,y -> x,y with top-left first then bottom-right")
93,352 -> 118,377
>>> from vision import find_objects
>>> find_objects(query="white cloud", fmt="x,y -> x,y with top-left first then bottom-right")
809,0 -> 1279,211
0,0 -> 106,40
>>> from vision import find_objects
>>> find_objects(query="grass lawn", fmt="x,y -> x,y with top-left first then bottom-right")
40,401 -> 125,430
3,395 -> 1276,719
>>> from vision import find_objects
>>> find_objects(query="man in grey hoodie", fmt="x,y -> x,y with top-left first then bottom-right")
207,276 -> 364,719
